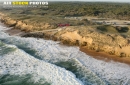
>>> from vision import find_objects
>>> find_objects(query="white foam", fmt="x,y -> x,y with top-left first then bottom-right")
0,23 -> 11,32
0,23 -> 130,85
77,56 -> 130,84
0,46 -> 83,85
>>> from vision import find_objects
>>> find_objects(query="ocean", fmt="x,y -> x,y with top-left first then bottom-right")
0,23 -> 130,85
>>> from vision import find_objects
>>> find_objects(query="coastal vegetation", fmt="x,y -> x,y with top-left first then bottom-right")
0,2 -> 130,29
0,2 -> 130,58
1,2 -> 130,18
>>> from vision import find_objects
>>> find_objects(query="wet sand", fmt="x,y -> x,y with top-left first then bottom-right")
80,47 -> 130,65
6,28 -> 26,36
3,25 -> 130,65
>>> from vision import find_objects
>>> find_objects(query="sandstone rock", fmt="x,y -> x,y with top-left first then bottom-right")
120,52 -> 126,57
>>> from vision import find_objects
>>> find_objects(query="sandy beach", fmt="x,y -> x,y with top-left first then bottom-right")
6,28 -> 26,36
80,47 -> 130,65
5,27 -> 130,65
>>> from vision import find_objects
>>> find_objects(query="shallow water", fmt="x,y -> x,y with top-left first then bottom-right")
0,23 -> 130,85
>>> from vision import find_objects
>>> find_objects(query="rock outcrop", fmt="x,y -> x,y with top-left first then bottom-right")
0,12 -> 130,58
0,13 -> 54,32
54,26 -> 130,57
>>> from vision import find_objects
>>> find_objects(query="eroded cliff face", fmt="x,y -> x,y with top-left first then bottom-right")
0,12 -> 130,58
54,26 -> 130,57
0,13 -> 54,32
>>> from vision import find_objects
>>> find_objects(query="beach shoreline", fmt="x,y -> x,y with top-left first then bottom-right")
6,28 -> 130,65
6,28 -> 26,36
1,12 -> 130,65
2,21 -> 130,65
80,46 -> 130,65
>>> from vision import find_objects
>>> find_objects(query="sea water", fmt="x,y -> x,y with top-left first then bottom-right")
0,23 -> 130,85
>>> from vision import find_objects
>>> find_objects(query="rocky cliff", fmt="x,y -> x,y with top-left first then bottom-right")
0,13 -> 55,32
54,26 -> 130,57
0,12 -> 130,58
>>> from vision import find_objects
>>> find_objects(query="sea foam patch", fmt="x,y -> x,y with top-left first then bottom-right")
0,23 -> 130,85
0,45 -> 83,85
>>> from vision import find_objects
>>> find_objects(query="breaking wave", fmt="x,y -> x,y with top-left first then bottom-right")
0,23 -> 130,85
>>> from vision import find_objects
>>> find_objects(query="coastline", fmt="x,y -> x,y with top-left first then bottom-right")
4,27 -> 130,65
1,13 -> 130,65
6,28 -> 26,36
80,47 -> 130,65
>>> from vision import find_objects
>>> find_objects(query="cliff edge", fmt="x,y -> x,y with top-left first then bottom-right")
0,12 -> 130,58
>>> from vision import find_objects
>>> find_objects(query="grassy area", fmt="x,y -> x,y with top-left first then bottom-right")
0,2 -> 130,37
0,7 -> 89,27
97,25 -> 118,33
96,25 -> 130,37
